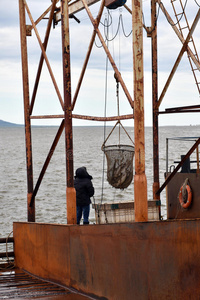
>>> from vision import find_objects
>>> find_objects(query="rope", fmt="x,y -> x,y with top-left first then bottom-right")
101,18 -> 110,204
117,81 -> 120,145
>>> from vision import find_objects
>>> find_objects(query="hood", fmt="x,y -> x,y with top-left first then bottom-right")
75,167 -> 93,180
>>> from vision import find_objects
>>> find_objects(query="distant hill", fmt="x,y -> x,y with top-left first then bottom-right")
0,120 -> 23,127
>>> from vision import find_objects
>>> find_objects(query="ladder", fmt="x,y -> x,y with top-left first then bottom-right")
171,0 -> 200,95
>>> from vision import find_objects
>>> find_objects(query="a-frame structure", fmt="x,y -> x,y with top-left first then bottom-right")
18,0 -> 200,223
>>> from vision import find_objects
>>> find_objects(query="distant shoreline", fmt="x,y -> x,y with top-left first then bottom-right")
0,120 -> 23,127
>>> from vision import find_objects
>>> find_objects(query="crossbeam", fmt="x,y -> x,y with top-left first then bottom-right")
54,0 -> 100,23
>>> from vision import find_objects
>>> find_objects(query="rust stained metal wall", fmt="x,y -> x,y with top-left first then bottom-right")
14,223 -> 71,286
14,221 -> 200,300
166,172 -> 200,219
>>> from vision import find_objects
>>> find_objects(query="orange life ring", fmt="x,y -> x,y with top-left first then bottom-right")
179,184 -> 192,209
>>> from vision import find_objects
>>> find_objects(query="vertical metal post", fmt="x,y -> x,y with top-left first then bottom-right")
151,0 -> 161,218
166,138 -> 169,174
19,0 -> 35,222
61,0 -> 76,224
196,145 -> 199,174
132,0 -> 148,222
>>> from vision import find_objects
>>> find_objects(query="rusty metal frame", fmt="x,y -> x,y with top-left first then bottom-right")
156,8 -> 200,109
157,137 -> 200,195
151,0 -> 160,218
19,0 -> 135,223
157,1 -> 200,73
150,1 -> 200,204
19,0 -> 34,222
24,0 -> 64,110
28,0 -> 134,122
18,0 -> 200,223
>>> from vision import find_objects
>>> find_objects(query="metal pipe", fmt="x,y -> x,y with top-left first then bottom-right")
18,0 -> 34,222
61,0 -> 76,225
156,137 -> 200,195
166,138 -> 168,174
165,104 -> 200,112
151,0 -> 160,218
132,0 -> 148,222
159,109 -> 200,114
196,146 -> 199,174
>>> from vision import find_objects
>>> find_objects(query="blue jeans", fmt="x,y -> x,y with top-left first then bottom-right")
77,205 -> 90,224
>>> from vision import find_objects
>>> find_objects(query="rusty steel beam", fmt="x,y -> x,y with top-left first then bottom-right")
30,114 -> 134,121
132,0 -> 148,222
81,0 -> 134,109
30,120 -> 65,207
18,0 -> 34,222
124,4 -> 151,34
72,0 -> 105,110
24,0 -> 64,110
159,109 -> 200,114
54,0 -> 100,24
157,0 -> 200,72
197,146 -> 200,174
157,9 -> 200,109
151,0 -> 160,218
165,104 -> 200,112
30,0 -> 58,115
61,0 -> 76,225
72,113 -> 134,121
30,0 -> 60,30
156,137 -> 200,195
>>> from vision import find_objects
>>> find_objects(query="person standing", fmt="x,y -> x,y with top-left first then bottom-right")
74,167 -> 94,225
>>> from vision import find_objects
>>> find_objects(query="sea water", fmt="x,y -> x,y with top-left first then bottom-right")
1,125 -> 200,239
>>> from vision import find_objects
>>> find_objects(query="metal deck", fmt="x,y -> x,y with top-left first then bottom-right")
0,268 -> 95,299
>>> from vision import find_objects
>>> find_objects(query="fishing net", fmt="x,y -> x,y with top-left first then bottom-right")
103,144 -> 135,189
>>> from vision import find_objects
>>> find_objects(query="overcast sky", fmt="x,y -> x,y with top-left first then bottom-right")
0,0 -> 200,126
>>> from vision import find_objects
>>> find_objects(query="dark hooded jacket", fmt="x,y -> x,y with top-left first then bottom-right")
74,167 -> 94,206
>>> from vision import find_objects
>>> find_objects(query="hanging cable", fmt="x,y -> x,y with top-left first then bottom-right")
101,18 -> 110,204
117,11 -> 121,145
194,0 -> 200,7
116,76 -> 120,145
100,9 -> 113,27
157,0 -> 189,27
95,8 -> 132,48
120,14 -> 132,37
